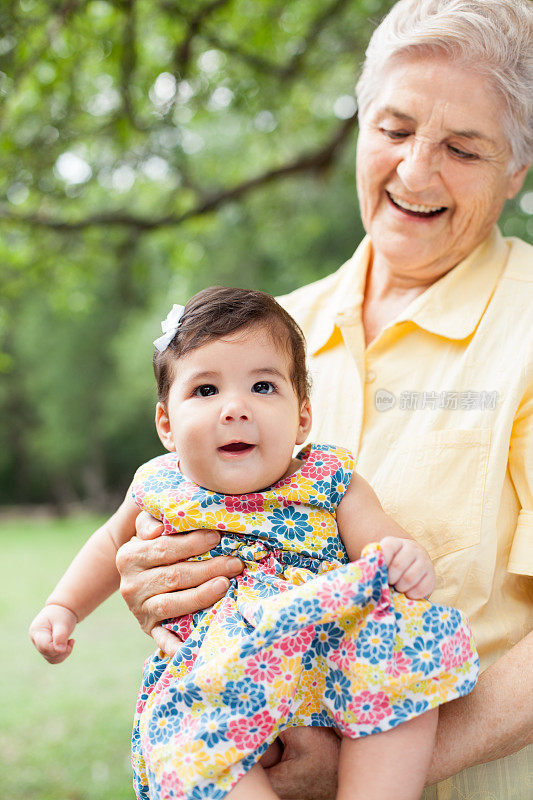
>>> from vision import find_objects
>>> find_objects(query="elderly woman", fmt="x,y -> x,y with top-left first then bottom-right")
116,1 -> 533,798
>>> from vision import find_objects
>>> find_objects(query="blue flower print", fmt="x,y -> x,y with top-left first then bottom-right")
148,700 -> 181,744
388,697 -> 429,727
422,604 -> 462,637
142,469 -> 177,493
142,653 -> 169,688
311,479 -> 334,511
324,669 -> 352,711
313,622 -> 346,657
193,489 -> 226,509
168,680 -> 203,707
309,710 -> 332,727
330,468 -> 353,507
270,506 -> 314,541
356,620 -> 394,663
221,679 -> 266,715
404,637 -> 443,675
320,538 -> 349,565
189,787 -> 226,800
457,677 -> 477,697
198,708 -> 228,747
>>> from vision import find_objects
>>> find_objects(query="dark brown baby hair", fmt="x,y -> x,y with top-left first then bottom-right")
153,286 -> 311,404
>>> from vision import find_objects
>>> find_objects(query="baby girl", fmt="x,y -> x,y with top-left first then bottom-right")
30,287 -> 478,800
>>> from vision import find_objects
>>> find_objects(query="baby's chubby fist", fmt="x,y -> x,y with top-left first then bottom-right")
380,536 -> 435,599
29,604 -> 78,664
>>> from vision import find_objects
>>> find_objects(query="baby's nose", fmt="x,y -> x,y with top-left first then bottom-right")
221,398 -> 251,422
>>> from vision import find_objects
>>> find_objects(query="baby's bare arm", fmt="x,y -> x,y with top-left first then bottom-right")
30,491 -> 140,661
336,473 -> 435,598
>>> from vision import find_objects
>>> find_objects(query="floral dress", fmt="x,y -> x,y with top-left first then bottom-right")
130,444 -> 479,800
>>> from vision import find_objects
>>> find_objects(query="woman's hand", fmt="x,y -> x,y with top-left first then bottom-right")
265,727 -> 340,799
116,512 -> 244,655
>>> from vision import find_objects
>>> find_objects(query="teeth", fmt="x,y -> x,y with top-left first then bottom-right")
389,192 -> 444,214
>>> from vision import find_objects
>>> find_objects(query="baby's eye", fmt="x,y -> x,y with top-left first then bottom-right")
193,384 -> 218,397
252,381 -> 275,394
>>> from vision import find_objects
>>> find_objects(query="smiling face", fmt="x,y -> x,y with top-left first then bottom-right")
356,54 -> 529,284
155,326 -> 312,495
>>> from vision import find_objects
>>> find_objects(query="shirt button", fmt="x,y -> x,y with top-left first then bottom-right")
365,370 -> 376,383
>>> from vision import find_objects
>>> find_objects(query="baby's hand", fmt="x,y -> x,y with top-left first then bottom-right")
29,604 -> 78,664
380,536 -> 435,599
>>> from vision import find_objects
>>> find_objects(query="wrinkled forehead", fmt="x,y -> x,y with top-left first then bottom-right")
363,52 -> 506,137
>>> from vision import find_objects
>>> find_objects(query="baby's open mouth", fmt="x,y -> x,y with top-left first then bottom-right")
218,442 -> 255,453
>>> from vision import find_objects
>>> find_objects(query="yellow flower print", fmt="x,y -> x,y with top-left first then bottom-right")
165,499 -> 203,531
307,510 -> 338,540
204,509 -> 247,533
243,511 -> 267,526
168,740 -> 208,778
423,672 -> 459,703
275,473 -> 315,503
271,656 -> 302,698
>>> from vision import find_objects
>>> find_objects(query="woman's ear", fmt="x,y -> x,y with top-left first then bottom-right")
507,161 -> 531,199
155,402 -> 176,452
295,399 -> 312,445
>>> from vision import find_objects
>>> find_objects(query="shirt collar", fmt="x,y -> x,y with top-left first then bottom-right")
307,237 -> 371,355
392,226 -> 508,340
308,227 -> 508,354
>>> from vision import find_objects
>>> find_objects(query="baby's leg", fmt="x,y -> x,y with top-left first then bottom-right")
226,763 -> 280,799
337,708 -> 438,800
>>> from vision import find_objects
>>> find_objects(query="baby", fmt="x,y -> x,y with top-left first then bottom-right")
30,287 -> 478,800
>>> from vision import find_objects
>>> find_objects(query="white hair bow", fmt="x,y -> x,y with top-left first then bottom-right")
153,304 -> 185,352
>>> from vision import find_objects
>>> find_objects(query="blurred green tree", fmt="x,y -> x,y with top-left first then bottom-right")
0,0 -> 531,505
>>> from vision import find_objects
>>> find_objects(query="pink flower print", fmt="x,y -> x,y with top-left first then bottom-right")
164,615 -> 193,641
160,770 -> 184,799
228,709 -> 276,750
316,576 -> 358,611
386,651 -> 412,678
349,690 -> 392,725
278,699 -> 291,718
278,625 -> 315,656
359,557 -> 377,582
330,637 -> 358,671
245,651 -> 283,682
440,628 -> 473,671
303,451 -> 342,480
224,493 -> 265,513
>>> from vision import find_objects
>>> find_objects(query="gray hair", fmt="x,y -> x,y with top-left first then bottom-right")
355,0 -> 533,169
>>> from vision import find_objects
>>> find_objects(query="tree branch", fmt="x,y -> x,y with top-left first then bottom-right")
0,113 -> 357,231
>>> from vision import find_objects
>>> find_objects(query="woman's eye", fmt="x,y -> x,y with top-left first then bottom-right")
380,127 -> 409,140
193,384 -> 218,397
448,145 -> 479,160
252,381 -> 275,394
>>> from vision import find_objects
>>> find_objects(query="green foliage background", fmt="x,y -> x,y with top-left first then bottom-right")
1,0 -> 532,507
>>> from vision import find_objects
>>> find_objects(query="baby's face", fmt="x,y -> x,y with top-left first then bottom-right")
156,327 -> 312,494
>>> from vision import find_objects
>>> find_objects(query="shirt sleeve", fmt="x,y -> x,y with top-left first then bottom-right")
507,369 -> 533,576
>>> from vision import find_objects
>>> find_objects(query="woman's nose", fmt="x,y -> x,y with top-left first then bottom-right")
396,137 -> 441,193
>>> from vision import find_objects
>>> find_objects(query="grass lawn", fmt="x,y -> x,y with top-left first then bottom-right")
1,515 -> 154,799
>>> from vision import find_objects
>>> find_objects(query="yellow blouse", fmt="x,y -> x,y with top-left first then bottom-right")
278,226 -> 533,799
